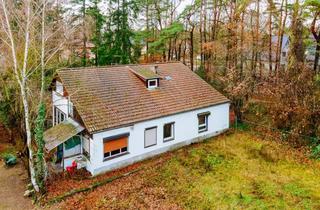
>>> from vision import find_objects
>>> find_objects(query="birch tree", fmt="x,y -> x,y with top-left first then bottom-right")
0,0 -> 74,192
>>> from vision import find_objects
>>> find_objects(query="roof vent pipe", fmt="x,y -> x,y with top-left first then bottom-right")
150,65 -> 158,74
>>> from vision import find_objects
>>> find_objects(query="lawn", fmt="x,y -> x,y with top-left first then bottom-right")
49,131 -> 320,210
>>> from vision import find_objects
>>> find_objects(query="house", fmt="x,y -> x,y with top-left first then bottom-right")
260,35 -> 319,70
305,36 -> 320,66
260,35 -> 290,70
44,62 -> 230,176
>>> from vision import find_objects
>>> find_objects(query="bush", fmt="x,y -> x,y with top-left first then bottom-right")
311,144 -> 320,160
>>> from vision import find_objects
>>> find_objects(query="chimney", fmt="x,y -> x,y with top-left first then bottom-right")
150,65 -> 158,74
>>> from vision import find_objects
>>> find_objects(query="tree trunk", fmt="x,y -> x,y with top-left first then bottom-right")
268,9 -> 273,76
274,0 -> 284,74
22,87 -> 39,192
314,40 -> 320,73
190,26 -> 194,71
311,12 -> 320,73
82,0 -> 87,67
146,1 -> 149,63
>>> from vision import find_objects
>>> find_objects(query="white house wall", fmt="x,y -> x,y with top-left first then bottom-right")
52,91 -> 69,117
88,103 -> 230,176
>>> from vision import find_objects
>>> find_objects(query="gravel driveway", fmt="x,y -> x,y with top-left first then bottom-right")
0,161 -> 34,210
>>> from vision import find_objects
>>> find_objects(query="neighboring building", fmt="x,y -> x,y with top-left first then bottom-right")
273,35 -> 290,65
261,35 -> 290,70
261,35 -> 319,70
44,62 -> 230,176
305,36 -> 320,66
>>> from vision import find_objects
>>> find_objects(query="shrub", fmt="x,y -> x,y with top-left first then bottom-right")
201,154 -> 224,171
311,144 -> 320,160
233,122 -> 250,131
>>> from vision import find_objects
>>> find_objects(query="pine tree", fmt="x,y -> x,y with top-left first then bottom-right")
87,0 -> 105,66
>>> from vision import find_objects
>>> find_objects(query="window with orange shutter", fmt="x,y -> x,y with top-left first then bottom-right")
103,134 -> 129,160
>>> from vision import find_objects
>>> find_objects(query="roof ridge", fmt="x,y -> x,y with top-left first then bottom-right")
57,61 -> 183,72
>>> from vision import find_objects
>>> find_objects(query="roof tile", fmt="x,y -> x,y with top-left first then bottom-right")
58,62 -> 229,133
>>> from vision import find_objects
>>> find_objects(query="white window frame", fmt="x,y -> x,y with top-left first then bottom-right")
163,122 -> 174,142
54,106 -> 66,125
103,133 -> 129,161
148,79 -> 158,89
104,146 -> 128,159
198,113 -> 209,133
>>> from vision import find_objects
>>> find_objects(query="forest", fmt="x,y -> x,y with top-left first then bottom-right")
0,0 -> 319,202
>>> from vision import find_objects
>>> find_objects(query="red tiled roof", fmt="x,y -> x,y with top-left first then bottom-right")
58,62 -> 230,133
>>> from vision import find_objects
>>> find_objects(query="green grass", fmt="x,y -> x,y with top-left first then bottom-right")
145,132 -> 320,209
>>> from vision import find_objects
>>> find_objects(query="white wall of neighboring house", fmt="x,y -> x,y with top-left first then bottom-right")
87,103 -> 230,176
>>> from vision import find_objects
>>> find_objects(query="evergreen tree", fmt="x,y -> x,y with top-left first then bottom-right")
86,0 -> 105,66
71,0 -> 88,66
108,0 -> 138,64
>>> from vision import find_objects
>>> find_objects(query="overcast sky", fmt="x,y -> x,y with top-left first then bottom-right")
177,0 -> 193,13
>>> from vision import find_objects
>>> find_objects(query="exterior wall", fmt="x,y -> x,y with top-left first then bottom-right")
52,90 -> 69,120
52,87 -> 85,169
87,103 -> 230,176
63,143 -> 81,157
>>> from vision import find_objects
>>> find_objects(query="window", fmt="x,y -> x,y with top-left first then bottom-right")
282,52 -> 286,57
147,79 -> 158,89
198,112 -> 210,133
163,122 -> 174,142
56,81 -> 63,95
103,134 -> 129,160
54,107 -> 66,125
145,127 -> 157,148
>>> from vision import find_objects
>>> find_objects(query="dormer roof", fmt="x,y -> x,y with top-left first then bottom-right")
129,66 -> 160,81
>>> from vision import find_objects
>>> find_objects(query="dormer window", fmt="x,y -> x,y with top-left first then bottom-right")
129,66 -> 161,90
148,79 -> 158,89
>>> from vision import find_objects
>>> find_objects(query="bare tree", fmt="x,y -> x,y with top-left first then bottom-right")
310,11 -> 320,73
0,0 -> 75,192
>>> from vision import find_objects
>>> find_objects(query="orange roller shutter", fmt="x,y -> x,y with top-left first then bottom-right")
104,136 -> 128,153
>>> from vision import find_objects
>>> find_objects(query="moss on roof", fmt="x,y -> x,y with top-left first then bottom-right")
44,119 -> 84,151
57,63 -> 230,133
133,68 -> 160,80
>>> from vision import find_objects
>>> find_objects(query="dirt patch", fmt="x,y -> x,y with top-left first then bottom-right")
0,160 -> 34,210
259,144 -> 282,162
